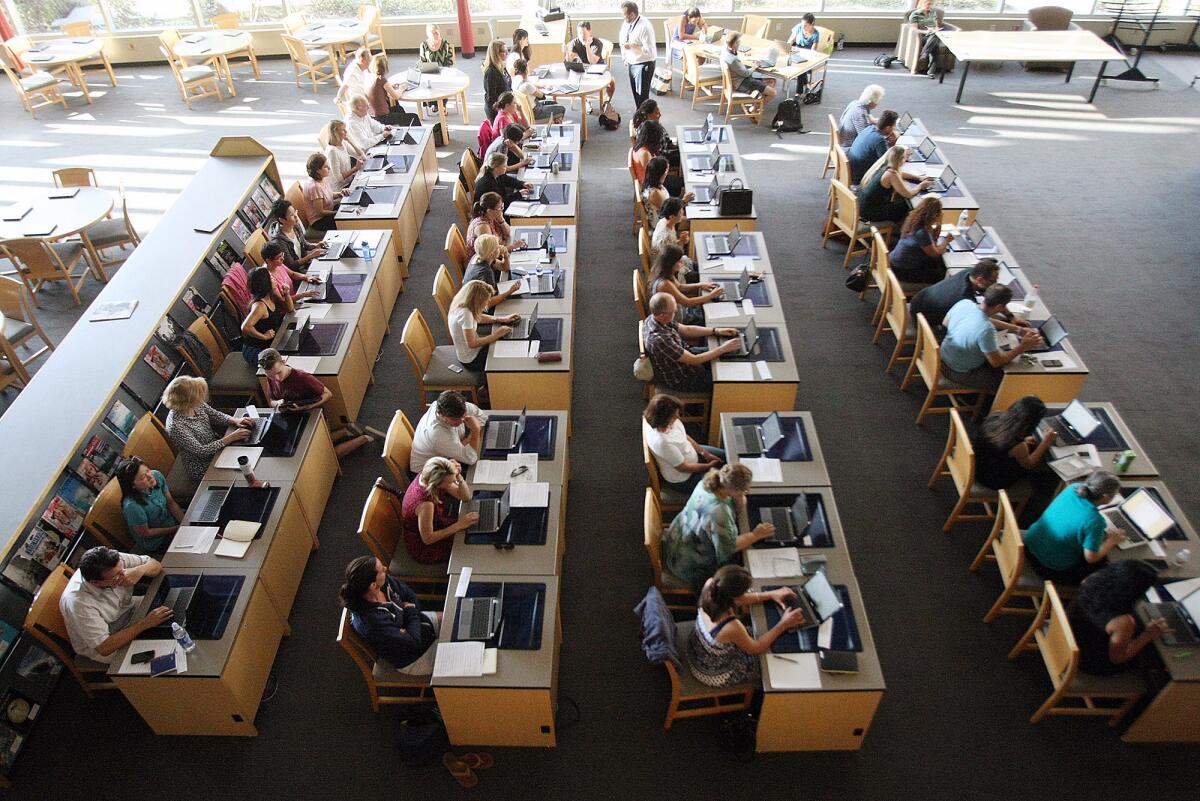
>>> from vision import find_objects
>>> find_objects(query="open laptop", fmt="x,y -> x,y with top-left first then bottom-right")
503,303 -> 539,340
550,70 -> 582,94
1026,316 -> 1069,353
905,136 -> 937,163
242,411 -> 276,445
563,59 -> 585,73
484,407 -> 527,451
685,116 -> 712,144
1037,399 -> 1101,446
521,221 -> 554,250
343,188 -> 376,208
1102,487 -> 1176,546
139,573 -> 203,638
534,142 -> 561,170
705,224 -> 744,256
527,173 -> 567,205
403,67 -> 422,89
760,494 -> 811,543
688,144 -> 729,173
520,268 -> 559,294
722,317 -> 760,357
458,591 -> 504,641
299,269 -> 329,300
693,174 -> 721,205
781,571 -> 843,630
897,111 -> 915,135
190,485 -> 231,525
947,220 -> 997,253
415,61 -> 440,74
279,315 -> 313,352
925,163 -> 958,194
1137,583 -> 1200,646
466,486 -> 512,534
713,266 -> 752,302
733,410 -> 786,455
162,572 -> 202,626
318,241 -> 355,261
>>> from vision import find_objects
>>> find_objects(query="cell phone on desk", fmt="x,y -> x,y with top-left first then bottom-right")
1041,359 -> 1063,368
131,650 -> 155,665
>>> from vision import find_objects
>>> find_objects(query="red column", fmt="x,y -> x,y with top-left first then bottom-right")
0,6 -> 23,70
455,0 -> 475,58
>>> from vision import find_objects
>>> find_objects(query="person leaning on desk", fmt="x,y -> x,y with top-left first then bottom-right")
644,393 -> 725,495
466,191 -> 526,257
341,555 -> 439,674
1024,472 -> 1129,585
463,234 -> 519,308
889,197 -> 952,286
266,199 -> 326,274
662,463 -> 777,592
837,84 -> 886,147
448,280 -> 519,379
940,284 -> 1043,396
59,547 -> 172,665
115,457 -> 183,554
690,565 -> 806,688
512,58 -> 566,124
163,376 -> 254,490
257,348 -> 374,459
344,93 -> 392,152
475,152 -> 529,211
485,124 -> 533,173
858,145 -> 932,228
971,395 -> 1059,497
401,456 -> 476,565
721,31 -> 776,105
1069,560 -> 1171,676
847,110 -> 899,185
241,264 -> 294,368
409,390 -> 487,474
648,244 -> 722,326
643,292 -> 738,393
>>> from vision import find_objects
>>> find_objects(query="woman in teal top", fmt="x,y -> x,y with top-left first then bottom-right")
788,14 -> 820,49
1024,472 -> 1126,585
116,457 -> 183,553
661,463 -> 775,592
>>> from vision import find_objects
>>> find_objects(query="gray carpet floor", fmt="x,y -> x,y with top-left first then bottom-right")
1,47 -> 1199,800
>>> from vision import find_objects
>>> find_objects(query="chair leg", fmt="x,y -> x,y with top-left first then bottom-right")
982,585 -> 1016,623
885,336 -> 911,374
1008,607 -> 1044,660
871,309 -> 889,345
1030,687 -> 1067,724
915,388 -> 938,425
899,354 -> 919,390
968,531 -> 998,572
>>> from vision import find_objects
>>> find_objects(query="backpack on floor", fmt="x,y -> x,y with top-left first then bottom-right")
873,53 -> 898,69
651,67 -> 673,95
599,102 -> 621,131
771,98 -> 803,133
396,706 -> 448,768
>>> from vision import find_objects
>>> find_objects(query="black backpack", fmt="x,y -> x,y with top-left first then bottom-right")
771,98 -> 803,133
396,706 -> 449,767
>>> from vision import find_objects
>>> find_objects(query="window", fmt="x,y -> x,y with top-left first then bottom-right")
198,0 -> 288,24
379,0 -> 453,15
822,0 -> 911,11
941,0 -> 1004,11
284,0 -> 363,18
105,0 -> 197,31
1001,0 -> 1095,14
9,0 -> 104,34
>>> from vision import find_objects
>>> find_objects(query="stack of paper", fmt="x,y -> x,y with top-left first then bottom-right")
498,279 -> 527,296
284,355 -> 322,372
754,360 -> 772,380
766,652 -> 822,689
511,482 -> 550,508
745,547 -> 801,578
706,302 -> 739,319
472,456 -> 538,484
432,641 -> 485,677
719,362 -> 755,380
492,340 -> 540,359
168,526 -> 219,555
740,457 -> 783,483
741,299 -> 756,316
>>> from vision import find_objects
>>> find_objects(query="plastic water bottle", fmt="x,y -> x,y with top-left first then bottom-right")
1023,283 -> 1039,315
359,240 -> 373,268
1174,548 -> 1192,568
956,209 -> 969,232
172,621 -> 196,654
546,231 -> 556,260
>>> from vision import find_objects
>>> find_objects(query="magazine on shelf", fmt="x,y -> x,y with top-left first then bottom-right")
103,398 -> 137,442
0,621 -> 18,662
182,286 -> 209,315
240,200 -> 264,229
143,344 -> 176,381
0,722 -> 24,771
78,434 -> 119,492
259,176 -> 281,203
2,548 -> 46,596
14,644 -> 62,693
250,186 -> 273,218
0,687 -> 40,729
155,315 -> 181,345
216,240 -> 239,267
229,214 -> 251,244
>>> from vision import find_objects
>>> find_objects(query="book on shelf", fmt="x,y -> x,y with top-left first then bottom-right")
14,644 -> 62,694
229,214 -> 251,244
182,286 -> 209,315
104,398 -> 137,442
0,688 -> 40,730
87,300 -> 137,322
215,240 -> 239,269
0,721 -> 24,771
240,201 -> 264,229
40,474 -> 96,537
155,315 -> 181,345
250,186 -> 272,218
0,621 -> 17,663
77,434 -> 119,493
259,175 -> 281,203
143,344 -> 176,381
2,549 -> 47,597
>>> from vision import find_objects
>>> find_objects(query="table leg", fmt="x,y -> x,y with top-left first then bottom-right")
1065,62 -> 1075,83
459,90 -> 470,124
437,100 -> 448,145
579,91 -> 591,144
1089,62 -> 1107,103
954,61 -> 971,104
222,55 -> 237,97
72,63 -> 92,104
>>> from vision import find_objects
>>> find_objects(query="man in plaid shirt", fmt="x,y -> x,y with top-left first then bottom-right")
643,293 -> 739,392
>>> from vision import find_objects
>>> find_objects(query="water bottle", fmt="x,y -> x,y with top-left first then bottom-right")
237,455 -> 262,488
1023,283 -> 1039,315
359,240 -> 373,268
956,209 -> 969,232
1174,548 -> 1192,568
1113,450 -> 1137,474
172,621 -> 196,654
546,230 -> 556,259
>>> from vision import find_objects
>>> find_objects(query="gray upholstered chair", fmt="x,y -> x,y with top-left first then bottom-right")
1022,6 -> 1082,71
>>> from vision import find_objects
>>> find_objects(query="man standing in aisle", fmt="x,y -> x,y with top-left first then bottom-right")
620,2 -> 657,111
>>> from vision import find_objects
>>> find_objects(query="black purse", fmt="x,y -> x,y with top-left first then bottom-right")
717,179 -> 753,216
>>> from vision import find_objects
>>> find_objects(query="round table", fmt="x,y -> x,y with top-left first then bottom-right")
295,19 -> 368,67
390,67 -> 471,142
0,187 -> 114,282
22,37 -> 113,104
174,30 -> 255,97
533,67 -> 613,143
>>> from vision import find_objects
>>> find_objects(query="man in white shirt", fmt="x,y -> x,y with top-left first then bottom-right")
59,547 -> 172,665
335,46 -> 374,107
643,394 -> 724,494
409,391 -> 489,474
619,2 -> 657,110
344,94 -> 392,152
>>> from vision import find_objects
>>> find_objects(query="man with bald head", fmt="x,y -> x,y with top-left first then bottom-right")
642,292 -> 739,392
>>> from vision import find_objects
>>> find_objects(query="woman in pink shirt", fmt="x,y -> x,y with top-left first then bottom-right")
300,153 -> 346,232
491,92 -> 531,137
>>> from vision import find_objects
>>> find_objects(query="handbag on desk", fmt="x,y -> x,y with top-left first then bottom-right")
717,179 -> 753,216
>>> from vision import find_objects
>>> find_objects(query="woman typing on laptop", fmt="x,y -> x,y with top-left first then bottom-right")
970,395 -> 1058,495
163,376 -> 254,497
1024,472 -> 1127,585
1068,560 -> 1170,676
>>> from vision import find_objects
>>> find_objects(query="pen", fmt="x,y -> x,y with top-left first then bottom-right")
772,654 -> 802,663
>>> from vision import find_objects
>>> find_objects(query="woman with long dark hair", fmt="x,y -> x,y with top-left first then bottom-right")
647,244 -> 721,325
1069,560 -> 1169,675
889,196 -> 953,285
631,121 -> 684,196
971,395 -> 1056,491
240,265 -> 292,367
115,456 -> 183,553
340,555 -> 439,674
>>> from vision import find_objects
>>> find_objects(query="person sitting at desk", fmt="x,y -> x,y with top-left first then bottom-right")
721,31 -> 776,105
689,565 -> 806,688
512,59 -> 565,124
632,121 -> 684,197
838,84 -> 885,147
257,348 -> 374,459
474,152 -> 529,210
1024,472 -> 1127,585
341,555 -> 439,674
789,13 -> 820,49
661,463 -> 776,592
59,546 -> 171,665
260,242 -> 319,305
367,54 -> 412,126
570,20 -> 618,102
652,198 -> 693,272
448,280 -> 520,378
643,292 -> 739,392
163,376 -> 254,488
648,244 -> 721,325
644,393 -> 724,495
629,98 -> 662,144
420,23 -> 455,67
941,284 -> 1043,395
1069,560 -> 1170,675
857,145 -> 933,227
240,265 -> 293,368
466,192 -> 526,256
401,456 -> 476,564
643,158 -> 693,232
463,234 -> 518,308
908,0 -> 952,77
482,40 -> 511,124
491,92 -> 531,137
301,153 -> 347,233
889,197 -> 951,285
485,124 -> 534,172
971,395 -> 1056,492
114,457 -> 183,554
344,94 -> 392,152
319,119 -> 364,191
266,200 -> 324,274
676,7 -> 708,44
335,46 -> 374,109
409,390 -> 488,474
909,258 -> 999,331
848,110 -> 899,185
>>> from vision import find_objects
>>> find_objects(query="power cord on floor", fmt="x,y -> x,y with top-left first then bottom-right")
260,669 -> 279,703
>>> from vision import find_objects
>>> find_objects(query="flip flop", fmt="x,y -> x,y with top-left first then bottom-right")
442,753 -> 478,788
460,752 -> 495,770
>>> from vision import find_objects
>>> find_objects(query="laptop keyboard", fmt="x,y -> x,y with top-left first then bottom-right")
1103,509 -> 1145,543
472,500 -> 500,533
1146,603 -> 1199,644
194,487 -> 229,523
488,421 -> 516,450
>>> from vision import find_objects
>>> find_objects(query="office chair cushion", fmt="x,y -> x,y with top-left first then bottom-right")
75,654 -> 111,672
424,346 -> 482,387
85,218 -> 135,247
388,549 -> 447,580
1066,668 -> 1145,695
180,65 -> 217,82
307,49 -> 331,64
209,355 -> 259,393
20,71 -> 57,91
970,477 -> 1030,500
49,241 -> 85,265
674,622 -> 754,696
166,460 -> 199,505
3,318 -> 34,344
371,659 -> 433,683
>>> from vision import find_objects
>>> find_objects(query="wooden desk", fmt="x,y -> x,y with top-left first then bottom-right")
294,19 -> 368,67
701,271 -> 785,326
463,410 -> 570,489
719,412 -> 831,486
0,187 -> 114,279
705,320 -> 799,444
1107,481 -> 1197,581
693,30 -> 830,96
434,574 -> 561,747
995,339 -> 1088,413
361,133 -> 437,224
897,118 -> 980,225
694,230 -> 772,274
681,153 -> 751,190
318,227 -> 404,316
335,183 -> 420,268
687,197 -> 758,234
22,36 -> 114,103
676,124 -> 739,155
484,317 -> 574,421
527,123 -> 582,154
510,225 -> 578,270
532,63 -> 612,143
517,155 -> 582,183
509,183 -> 579,228
520,14 -> 570,70
1044,402 -> 1159,479
449,484 -> 565,577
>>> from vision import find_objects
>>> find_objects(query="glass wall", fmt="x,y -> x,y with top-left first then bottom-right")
9,0 -> 104,34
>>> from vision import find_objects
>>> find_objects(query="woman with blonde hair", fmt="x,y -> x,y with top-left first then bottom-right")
462,233 -> 519,307
163,376 -> 254,490
473,150 -> 527,209
448,279 -> 520,378
319,119 -> 364,190
399,456 -> 476,564
890,195 -> 953,285
482,39 -> 511,123
857,145 -> 933,229
662,463 -> 777,591
420,23 -> 455,67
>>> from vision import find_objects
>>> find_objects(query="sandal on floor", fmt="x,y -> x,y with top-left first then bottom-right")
460,752 -> 494,770
442,753 -> 478,788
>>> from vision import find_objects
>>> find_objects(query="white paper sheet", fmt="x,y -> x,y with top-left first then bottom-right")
492,340 -> 535,359
741,298 -> 755,316
705,302 -> 739,319
498,279 -> 527,296
754,360 -> 773,380
168,526 -> 219,555
817,617 -> 834,650
506,453 -> 538,482
767,653 -> 822,689
472,461 -> 511,484
1165,577 -> 1200,601
303,303 -> 332,319
745,548 -> 800,579
432,641 -> 485,678
482,647 -> 499,675
214,447 -> 262,470
702,256 -> 756,273
511,482 -> 550,508
244,404 -> 260,419
509,250 -> 542,266
741,457 -> 783,483
719,362 -> 755,380
454,568 -> 473,598
284,356 -> 322,372
1145,587 -> 1162,604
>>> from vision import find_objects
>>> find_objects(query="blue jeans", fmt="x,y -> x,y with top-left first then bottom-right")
664,445 -> 727,496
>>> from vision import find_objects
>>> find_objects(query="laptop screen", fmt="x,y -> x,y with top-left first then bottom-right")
761,411 -> 785,451
899,111 -> 913,132
939,164 -> 957,188
1039,317 -> 1068,348
710,144 -> 721,169
737,267 -> 750,297
916,137 -> 936,160
498,485 -> 512,524
1059,400 -> 1100,438
514,407 -> 528,444
790,493 -> 809,531
966,220 -> 986,247
406,68 -> 421,85
727,224 -> 742,252
1122,488 -> 1173,540
803,571 -> 843,621
742,318 -> 759,352
527,303 -> 539,332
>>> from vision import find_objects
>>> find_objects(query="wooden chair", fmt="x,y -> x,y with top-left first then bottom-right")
864,227 -> 904,325
452,181 -> 471,230
821,180 -> 873,269
444,225 -> 468,284
643,425 -> 691,517
0,57 -> 67,118
160,45 -> 223,108
283,12 -> 307,34
878,271 -> 917,375
382,410 -> 415,491
971,489 -> 1048,622
0,275 -> 54,374
821,114 -> 841,178
661,617 -> 754,729
928,408 -> 1027,532
0,237 -> 91,307
176,314 -> 264,407
720,61 -> 764,125
0,328 -> 30,388
358,478 -> 448,598
638,226 -> 653,278
52,167 -> 99,189
281,34 -> 337,93
431,265 -> 457,341
680,44 -> 722,109
358,4 -> 385,53
741,15 -> 771,39
827,141 -> 852,214
633,270 -> 648,319
459,149 -> 479,189
1008,582 -> 1145,726
82,185 -> 141,274
210,13 -> 261,80
901,314 -> 984,425
81,478 -> 134,551
242,228 -> 267,267
513,91 -> 537,128
400,309 -> 480,406
122,413 -> 176,477
337,607 -> 433,712
24,565 -> 118,698
633,180 -> 650,237
2,34 -> 70,83
643,488 -> 695,605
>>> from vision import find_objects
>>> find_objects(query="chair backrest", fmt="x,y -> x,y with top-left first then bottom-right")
358,480 -> 402,563
816,26 -> 837,55
432,265 -> 457,337
742,15 -> 770,39
634,270 -> 648,319
1029,6 -> 1074,30
359,4 -> 380,27
282,35 -> 316,67
158,29 -> 181,53
4,35 -> 32,60
638,225 -> 652,278
459,149 -> 479,187
1038,582 -> 1079,690
211,12 -> 241,30
452,181 -> 471,229
284,12 -> 307,34
122,412 -> 176,474
869,227 -> 890,287
663,19 -> 678,48
159,46 -> 186,85
243,228 -> 267,267
445,224 -> 468,282
337,605 -> 381,685
642,487 -> 667,587
642,419 -> 664,500
25,564 -> 74,655
829,180 -> 858,237
382,410 -> 415,490
599,37 -> 614,64
719,60 -> 736,98
61,21 -> 94,37
885,270 -> 909,338
833,143 -> 851,186
82,478 -> 133,550
178,314 -> 228,375
0,275 -> 32,322
683,44 -> 704,84
827,113 -> 838,146
52,168 -> 99,189
1,238 -> 66,282
913,312 -> 942,387
400,309 -> 434,378
991,490 -> 1026,590
284,181 -> 311,226
514,91 -> 536,127
944,409 -> 977,497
